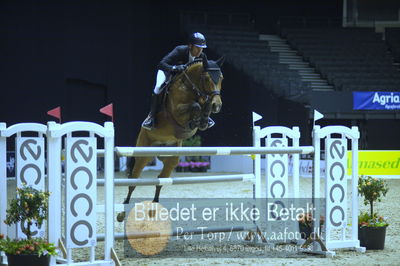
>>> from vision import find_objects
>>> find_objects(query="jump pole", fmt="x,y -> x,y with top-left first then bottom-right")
97,174 -> 256,186
114,146 -> 314,156
96,226 -> 249,241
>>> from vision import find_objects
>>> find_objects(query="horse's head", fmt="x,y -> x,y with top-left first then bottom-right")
173,55 -> 224,131
201,55 -> 224,114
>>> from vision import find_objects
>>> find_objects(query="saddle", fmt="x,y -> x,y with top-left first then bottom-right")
157,74 -> 177,110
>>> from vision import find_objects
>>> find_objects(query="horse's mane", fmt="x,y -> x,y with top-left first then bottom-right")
186,58 -> 221,73
172,58 -> 221,86
186,59 -> 203,70
180,58 -> 222,85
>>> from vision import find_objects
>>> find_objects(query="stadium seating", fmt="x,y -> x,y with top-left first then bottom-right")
280,27 -> 400,91
184,23 -> 399,105
190,26 -> 313,103
386,28 -> 400,62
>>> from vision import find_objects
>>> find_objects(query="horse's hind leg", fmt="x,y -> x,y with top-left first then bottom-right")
124,156 -> 152,204
153,156 -> 180,203
121,129 -> 151,203
117,156 -> 152,222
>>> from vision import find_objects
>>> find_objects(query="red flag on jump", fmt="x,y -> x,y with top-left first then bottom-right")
47,106 -> 62,123
99,103 -> 114,122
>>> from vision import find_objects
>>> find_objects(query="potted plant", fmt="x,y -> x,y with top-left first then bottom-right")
177,135 -> 210,172
175,161 -> 190,172
182,134 -> 202,147
0,185 -> 57,266
358,175 -> 389,250
297,211 -> 325,239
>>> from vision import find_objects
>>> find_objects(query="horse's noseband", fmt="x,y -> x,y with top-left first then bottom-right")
200,90 -> 220,106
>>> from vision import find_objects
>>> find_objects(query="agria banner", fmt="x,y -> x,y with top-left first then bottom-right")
353,91 -> 400,110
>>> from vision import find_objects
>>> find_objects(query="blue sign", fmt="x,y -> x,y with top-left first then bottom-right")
353,92 -> 400,110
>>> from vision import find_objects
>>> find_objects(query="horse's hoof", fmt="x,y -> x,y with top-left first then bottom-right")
148,209 -> 156,218
117,211 -> 126,222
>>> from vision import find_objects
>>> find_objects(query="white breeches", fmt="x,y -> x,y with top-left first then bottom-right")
153,70 -> 166,94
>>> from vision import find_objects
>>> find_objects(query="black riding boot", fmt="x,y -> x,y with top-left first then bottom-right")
142,93 -> 160,130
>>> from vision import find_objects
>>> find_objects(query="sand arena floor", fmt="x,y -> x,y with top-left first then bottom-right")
83,170 -> 400,266
6,170 -> 399,265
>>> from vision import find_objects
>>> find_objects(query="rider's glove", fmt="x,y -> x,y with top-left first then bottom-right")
172,64 -> 187,73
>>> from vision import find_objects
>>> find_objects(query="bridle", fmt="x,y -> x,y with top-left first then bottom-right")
182,68 -> 221,104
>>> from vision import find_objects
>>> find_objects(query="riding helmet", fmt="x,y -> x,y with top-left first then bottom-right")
189,32 -> 207,48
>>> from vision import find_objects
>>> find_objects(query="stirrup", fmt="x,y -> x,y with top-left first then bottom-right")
142,115 -> 154,130
207,117 -> 215,128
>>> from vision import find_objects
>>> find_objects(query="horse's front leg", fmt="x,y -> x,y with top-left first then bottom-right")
176,102 -> 201,115
117,129 -> 152,222
199,102 -> 212,131
153,155 -> 180,203
177,102 -> 201,129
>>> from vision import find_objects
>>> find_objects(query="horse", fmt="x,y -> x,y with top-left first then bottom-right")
117,55 -> 224,222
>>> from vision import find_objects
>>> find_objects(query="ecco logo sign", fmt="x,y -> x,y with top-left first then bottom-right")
66,138 -> 97,248
16,137 -> 45,238
267,138 -> 288,220
326,139 -> 347,228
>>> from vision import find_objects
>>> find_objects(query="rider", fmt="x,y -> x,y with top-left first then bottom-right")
142,32 -> 214,130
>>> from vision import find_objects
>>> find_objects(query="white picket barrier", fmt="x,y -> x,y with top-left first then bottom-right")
0,123 -> 48,242
0,121 -> 366,265
46,121 -> 115,265
313,125 -> 365,252
0,122 -> 115,266
254,126 -> 301,244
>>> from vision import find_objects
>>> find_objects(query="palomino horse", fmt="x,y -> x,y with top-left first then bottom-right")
117,55 -> 223,222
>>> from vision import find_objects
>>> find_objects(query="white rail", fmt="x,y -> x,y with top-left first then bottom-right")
111,146 -> 314,157
97,174 -> 255,186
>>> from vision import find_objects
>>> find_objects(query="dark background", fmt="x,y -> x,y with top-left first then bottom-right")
0,0 -> 398,148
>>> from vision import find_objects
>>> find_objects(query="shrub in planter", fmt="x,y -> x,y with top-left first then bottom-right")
358,175 -> 389,250
0,236 -> 57,265
0,185 -> 57,266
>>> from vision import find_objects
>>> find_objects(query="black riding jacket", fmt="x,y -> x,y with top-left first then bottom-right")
158,45 -> 205,76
